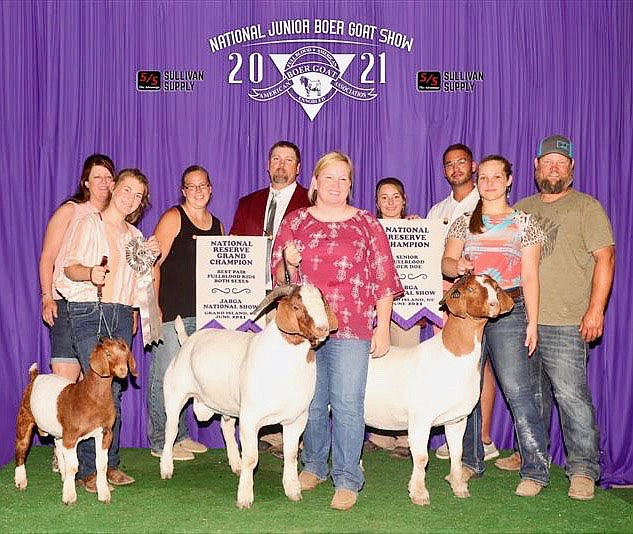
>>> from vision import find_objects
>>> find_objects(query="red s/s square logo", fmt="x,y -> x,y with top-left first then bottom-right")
137,71 -> 161,91
417,71 -> 441,92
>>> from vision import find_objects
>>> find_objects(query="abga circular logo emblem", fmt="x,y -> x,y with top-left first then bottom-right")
249,46 -> 376,120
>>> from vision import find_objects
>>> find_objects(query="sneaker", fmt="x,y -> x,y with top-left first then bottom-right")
77,472 -> 114,493
298,471 -> 326,491
106,467 -> 135,486
568,475 -> 595,500
483,441 -> 500,461
389,447 -> 411,459
52,450 -> 60,474
330,489 -> 357,510
515,479 -> 543,497
258,439 -> 272,453
150,443 -> 195,461
363,440 -> 382,453
177,437 -> 208,454
435,443 -> 449,460
268,446 -> 284,459
495,451 -> 521,471
460,466 -> 481,482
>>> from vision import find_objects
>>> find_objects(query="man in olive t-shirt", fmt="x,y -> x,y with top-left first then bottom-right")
514,135 -> 615,501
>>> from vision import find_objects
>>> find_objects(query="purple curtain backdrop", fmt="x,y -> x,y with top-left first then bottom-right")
1,1 -> 630,486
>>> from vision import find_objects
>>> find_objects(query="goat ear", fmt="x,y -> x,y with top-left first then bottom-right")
324,299 -> 338,332
274,299 -> 301,335
127,349 -> 138,377
441,280 -> 468,318
89,341 -> 110,377
497,286 -> 515,315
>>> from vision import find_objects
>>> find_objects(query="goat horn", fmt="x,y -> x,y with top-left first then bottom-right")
252,285 -> 298,318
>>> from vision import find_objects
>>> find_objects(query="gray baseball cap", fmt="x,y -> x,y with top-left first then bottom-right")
537,135 -> 573,159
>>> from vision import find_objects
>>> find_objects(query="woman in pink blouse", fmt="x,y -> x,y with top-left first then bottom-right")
272,151 -> 403,510
40,154 -> 115,381
58,169 -> 160,492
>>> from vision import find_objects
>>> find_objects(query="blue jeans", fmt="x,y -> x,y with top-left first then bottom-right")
67,301 -> 133,480
533,325 -> 600,481
302,338 -> 371,492
462,298 -> 550,485
147,317 -> 195,452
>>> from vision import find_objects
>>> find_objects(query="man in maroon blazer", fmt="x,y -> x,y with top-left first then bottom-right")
229,140 -> 310,457
229,140 -> 310,237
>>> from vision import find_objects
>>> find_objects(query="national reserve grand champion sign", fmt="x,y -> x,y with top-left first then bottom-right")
207,18 -> 415,120
196,236 -> 267,331
380,219 -> 444,328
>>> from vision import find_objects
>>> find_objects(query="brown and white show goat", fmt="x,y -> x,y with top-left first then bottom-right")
14,338 -> 137,505
160,284 -> 337,509
364,274 -> 514,506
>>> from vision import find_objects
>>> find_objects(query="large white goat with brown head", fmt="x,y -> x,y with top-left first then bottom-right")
364,274 -> 514,506
160,284 -> 337,509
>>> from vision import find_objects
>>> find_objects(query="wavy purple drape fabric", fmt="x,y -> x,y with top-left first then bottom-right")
1,1 -> 630,486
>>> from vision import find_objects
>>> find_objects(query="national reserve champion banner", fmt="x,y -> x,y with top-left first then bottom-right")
380,219 -> 444,328
196,236 -> 268,331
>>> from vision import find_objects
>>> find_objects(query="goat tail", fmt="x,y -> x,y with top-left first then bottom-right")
28,363 -> 38,382
15,367 -> 38,475
174,315 -> 188,346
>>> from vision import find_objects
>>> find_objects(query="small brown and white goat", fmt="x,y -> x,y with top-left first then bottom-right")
160,284 -> 337,509
364,274 -> 514,506
14,338 -> 137,505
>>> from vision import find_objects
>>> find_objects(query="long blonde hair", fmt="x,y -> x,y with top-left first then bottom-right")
308,151 -> 354,204
114,168 -> 150,225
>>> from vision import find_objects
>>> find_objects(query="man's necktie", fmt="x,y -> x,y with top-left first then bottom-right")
264,193 -> 277,284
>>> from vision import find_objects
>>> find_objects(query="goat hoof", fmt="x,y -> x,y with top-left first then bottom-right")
410,491 -> 430,506
286,491 -> 302,502
236,499 -> 253,509
14,466 -> 27,490
160,465 -> 174,479
63,494 -> 77,506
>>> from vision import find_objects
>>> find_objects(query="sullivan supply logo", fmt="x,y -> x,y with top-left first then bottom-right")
417,71 -> 484,93
209,18 -> 414,121
136,70 -> 204,92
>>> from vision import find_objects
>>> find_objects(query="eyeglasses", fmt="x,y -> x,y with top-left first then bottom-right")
444,158 -> 470,170
182,183 -> 211,192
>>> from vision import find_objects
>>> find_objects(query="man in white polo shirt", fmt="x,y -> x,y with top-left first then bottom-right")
428,143 -> 499,463
427,143 -> 480,234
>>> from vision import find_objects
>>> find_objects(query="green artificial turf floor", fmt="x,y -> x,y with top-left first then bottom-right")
1,446 -> 631,533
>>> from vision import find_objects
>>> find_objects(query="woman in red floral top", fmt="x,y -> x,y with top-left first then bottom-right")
272,151 -> 403,510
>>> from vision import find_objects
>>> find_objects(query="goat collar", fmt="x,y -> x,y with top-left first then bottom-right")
279,329 -> 319,348
88,363 -> 112,379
